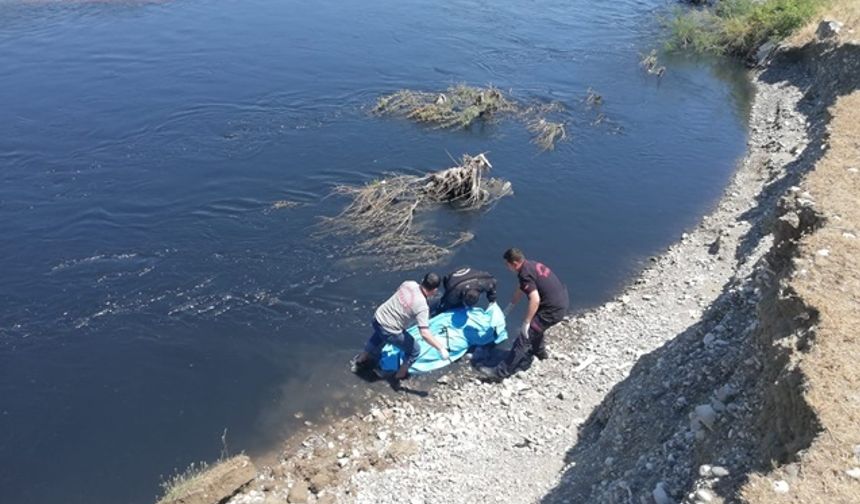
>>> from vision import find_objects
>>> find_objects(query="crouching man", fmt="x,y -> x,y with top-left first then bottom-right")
478,248 -> 569,381
435,267 -> 498,314
351,273 -> 450,380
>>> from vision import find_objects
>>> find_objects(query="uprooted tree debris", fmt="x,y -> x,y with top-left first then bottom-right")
373,85 -> 568,151
321,153 -> 511,269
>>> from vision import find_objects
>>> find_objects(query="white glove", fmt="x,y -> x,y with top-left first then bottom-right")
521,320 -> 531,338
503,303 -> 514,317
439,348 -> 450,361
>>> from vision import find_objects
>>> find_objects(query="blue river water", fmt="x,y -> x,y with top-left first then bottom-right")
0,0 -> 751,502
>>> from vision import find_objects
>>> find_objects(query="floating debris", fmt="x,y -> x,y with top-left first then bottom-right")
527,118 -> 567,151
270,200 -> 301,210
640,49 -> 667,78
373,85 -> 516,129
374,85 -> 568,150
321,153 -> 511,269
585,87 -> 603,107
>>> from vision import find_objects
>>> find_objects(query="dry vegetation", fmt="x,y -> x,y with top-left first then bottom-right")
743,4 -> 860,501
373,85 -> 569,151
321,153 -> 511,269
785,0 -> 860,46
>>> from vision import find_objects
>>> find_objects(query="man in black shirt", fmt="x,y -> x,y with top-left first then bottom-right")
478,248 -> 569,380
434,267 -> 498,314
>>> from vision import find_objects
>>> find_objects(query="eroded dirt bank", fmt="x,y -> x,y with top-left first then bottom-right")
176,28 -> 860,504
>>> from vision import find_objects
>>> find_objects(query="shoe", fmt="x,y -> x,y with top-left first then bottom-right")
476,365 -> 503,382
532,349 -> 549,361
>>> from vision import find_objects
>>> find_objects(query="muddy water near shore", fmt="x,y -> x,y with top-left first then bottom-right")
0,0 -> 750,502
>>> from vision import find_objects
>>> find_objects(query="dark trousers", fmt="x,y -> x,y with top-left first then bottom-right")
364,319 -> 420,368
496,312 -> 561,377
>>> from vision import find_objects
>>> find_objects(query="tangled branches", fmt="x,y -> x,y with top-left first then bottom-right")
373,85 -> 516,129
374,85 -> 567,151
322,154 -> 511,269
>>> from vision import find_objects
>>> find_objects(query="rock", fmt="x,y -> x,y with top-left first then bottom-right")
711,466 -> 729,478
715,384 -> 737,403
158,455 -> 257,504
437,375 -> 450,384
846,467 -> 860,480
772,480 -> 790,494
377,431 -> 389,441
652,482 -> 674,504
691,404 -> 717,430
703,333 -> 716,346
695,488 -> 714,503
754,41 -> 777,66
288,480 -> 310,504
317,495 -> 337,504
816,20 -> 843,40
309,471 -> 333,493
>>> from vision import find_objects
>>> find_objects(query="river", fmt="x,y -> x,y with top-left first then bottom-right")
0,0 -> 751,502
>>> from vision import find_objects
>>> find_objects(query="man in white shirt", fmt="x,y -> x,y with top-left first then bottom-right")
351,273 -> 449,380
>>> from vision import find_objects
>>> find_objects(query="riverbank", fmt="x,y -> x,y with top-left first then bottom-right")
165,16 -> 860,504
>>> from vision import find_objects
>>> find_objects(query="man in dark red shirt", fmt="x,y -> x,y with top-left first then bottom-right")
478,248 -> 569,380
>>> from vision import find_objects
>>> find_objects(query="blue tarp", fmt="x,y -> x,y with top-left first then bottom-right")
379,303 -> 508,374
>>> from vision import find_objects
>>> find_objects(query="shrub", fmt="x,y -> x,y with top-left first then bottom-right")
668,0 -> 825,56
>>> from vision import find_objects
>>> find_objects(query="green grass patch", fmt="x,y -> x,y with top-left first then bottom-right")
667,0 -> 825,56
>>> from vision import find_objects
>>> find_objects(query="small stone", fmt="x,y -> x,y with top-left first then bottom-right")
557,391 -> 565,400
843,232 -> 856,240
715,384 -> 737,403
772,480 -> 790,493
377,431 -> 389,441
652,482 -> 674,504
816,248 -> 830,257
846,467 -> 860,479
711,466 -> 730,477
288,481 -> 310,503
699,464 -> 712,477
309,471 -> 333,493
691,404 -> 717,430
642,294 -> 653,301
437,375 -> 450,384
703,333 -> 715,346
695,488 -> 714,503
